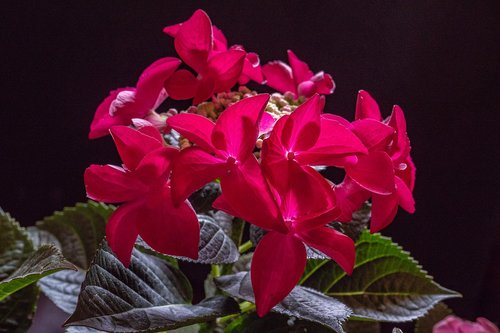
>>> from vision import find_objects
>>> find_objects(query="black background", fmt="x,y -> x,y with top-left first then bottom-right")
1,0 -> 499,326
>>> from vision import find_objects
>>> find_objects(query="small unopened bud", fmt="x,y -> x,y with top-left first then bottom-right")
256,139 -> 263,149
297,80 -> 316,98
142,111 -> 168,132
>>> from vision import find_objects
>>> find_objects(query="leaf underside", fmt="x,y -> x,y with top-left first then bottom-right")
137,214 -> 240,264
0,210 -> 37,332
65,242 -> 239,332
216,272 -> 351,333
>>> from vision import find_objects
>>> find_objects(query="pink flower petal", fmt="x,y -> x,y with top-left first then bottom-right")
278,163 -> 336,223
212,25 -> 228,52
162,23 -> 181,37
239,52 -> 264,84
212,94 -> 269,161
287,50 -> 313,85
110,126 -> 163,171
208,49 -> 246,92
135,57 -> 181,107
212,194 -> 240,217
134,147 -> 178,185
281,94 -> 323,152
174,9 -> 212,73
387,105 -> 411,164
137,125 -> 164,143
334,176 -> 370,222
396,155 -> 416,191
220,156 -> 286,233
251,231 -> 306,317
395,176 -> 415,213
311,71 -> 335,95
351,119 -> 395,151
297,227 -> 355,275
371,192 -> 398,232
166,113 -> 216,152
89,88 -> 136,139
164,69 -> 198,101
296,116 -> 367,166
193,75 -> 216,105
258,112 -> 276,136
137,186 -> 200,259
84,164 -> 148,203
106,200 -> 142,267
477,317 -> 500,333
321,113 -> 352,129
345,151 -> 395,195
170,147 -> 227,204
355,90 -> 382,121
262,61 -> 296,95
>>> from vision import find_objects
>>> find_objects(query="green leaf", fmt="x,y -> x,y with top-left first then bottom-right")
137,215 -> 239,264
0,211 -> 33,280
216,272 -> 351,333
224,312 -> 336,333
28,226 -> 87,314
0,244 -> 76,301
65,242 -> 239,332
301,230 -> 461,322
0,210 -> 37,332
414,303 -> 453,333
0,285 -> 38,333
344,320 -> 380,333
35,201 -> 113,269
28,202 -> 113,314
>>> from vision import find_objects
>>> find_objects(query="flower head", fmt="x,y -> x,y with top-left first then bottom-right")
163,10 -> 263,105
262,50 -> 335,98
89,57 -> 180,139
84,125 -> 200,266
335,90 -> 416,232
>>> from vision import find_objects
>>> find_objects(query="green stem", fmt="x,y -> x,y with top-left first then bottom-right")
217,301 -> 256,325
211,264 -> 221,278
238,240 -> 253,253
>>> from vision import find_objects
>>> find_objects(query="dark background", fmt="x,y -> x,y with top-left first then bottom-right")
1,0 -> 499,328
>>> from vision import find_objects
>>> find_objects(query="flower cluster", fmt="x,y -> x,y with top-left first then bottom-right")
85,9 -> 415,316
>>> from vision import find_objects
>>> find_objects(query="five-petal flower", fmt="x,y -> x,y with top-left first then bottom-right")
262,50 -> 335,98
163,9 -> 262,105
89,57 -> 181,139
84,125 -> 200,266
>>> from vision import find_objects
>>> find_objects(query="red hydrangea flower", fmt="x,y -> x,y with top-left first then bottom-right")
335,90 -> 416,232
167,94 -> 284,232
163,10 -> 263,105
261,93 -> 367,195
214,162 -> 355,317
84,125 -> 200,266
262,50 -> 335,98
89,57 -> 181,139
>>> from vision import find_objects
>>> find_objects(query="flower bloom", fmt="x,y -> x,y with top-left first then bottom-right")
163,10 -> 263,105
84,125 -> 200,266
89,57 -> 181,139
261,93 -> 367,195
167,94 -> 285,232
334,90 -> 416,232
262,50 -> 335,98
214,161 -> 355,317
434,315 -> 499,333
